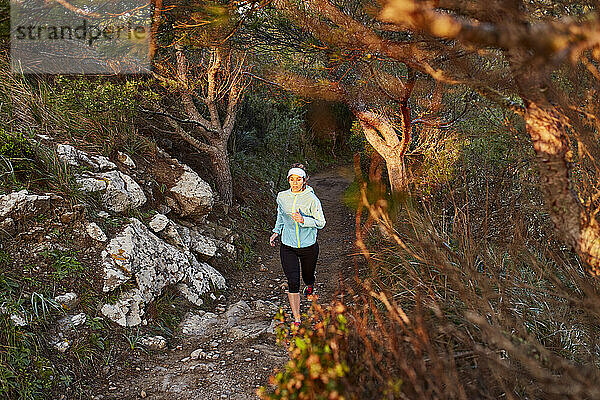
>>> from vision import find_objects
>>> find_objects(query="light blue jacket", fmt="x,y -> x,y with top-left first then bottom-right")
273,185 -> 326,248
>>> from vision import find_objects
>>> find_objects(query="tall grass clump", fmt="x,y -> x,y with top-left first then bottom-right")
0,56 -> 155,160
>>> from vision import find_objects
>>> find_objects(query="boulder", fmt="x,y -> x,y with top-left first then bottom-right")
100,218 -> 226,327
0,190 -> 50,221
177,258 -> 226,306
173,224 -> 217,258
56,144 -> 117,171
151,214 -> 218,258
76,170 -> 146,212
155,150 -> 213,219
168,164 -> 213,218
149,213 -> 169,232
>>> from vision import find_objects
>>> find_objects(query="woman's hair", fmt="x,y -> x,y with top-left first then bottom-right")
290,162 -> 309,190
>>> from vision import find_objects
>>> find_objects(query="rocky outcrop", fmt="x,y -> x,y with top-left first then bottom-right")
100,218 -> 226,327
76,170 -> 146,213
55,143 -> 146,213
57,144 -> 117,172
149,213 -> 218,259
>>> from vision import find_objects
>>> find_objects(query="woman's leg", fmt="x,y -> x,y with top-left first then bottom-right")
280,244 -> 302,322
299,241 -> 319,288
287,292 -> 301,323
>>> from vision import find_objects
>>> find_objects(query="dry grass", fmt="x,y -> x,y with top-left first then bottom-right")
343,170 -> 600,399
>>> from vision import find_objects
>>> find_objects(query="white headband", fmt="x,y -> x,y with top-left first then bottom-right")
287,167 -> 306,179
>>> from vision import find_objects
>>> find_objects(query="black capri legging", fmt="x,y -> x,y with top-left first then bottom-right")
280,242 -> 319,293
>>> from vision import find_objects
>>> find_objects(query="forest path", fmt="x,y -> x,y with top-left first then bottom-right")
102,164 -> 356,400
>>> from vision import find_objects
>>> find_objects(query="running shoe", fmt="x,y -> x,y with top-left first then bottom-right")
302,285 -> 314,297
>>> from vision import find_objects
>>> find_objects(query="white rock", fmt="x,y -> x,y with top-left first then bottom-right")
76,170 -> 146,213
190,348 -> 203,360
168,164 -> 213,218
90,155 -> 117,171
177,258 -> 226,306
56,144 -> 92,167
52,338 -> 71,352
98,211 -> 110,218
180,311 -> 220,336
191,234 -> 218,257
117,151 -> 136,168
54,292 -> 78,309
149,213 -> 169,232
76,174 -> 108,192
56,144 -> 117,171
140,335 -> 167,350
100,219 -> 225,326
86,222 -> 107,242
0,190 -> 50,220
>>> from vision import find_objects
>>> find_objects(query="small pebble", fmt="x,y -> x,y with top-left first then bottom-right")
244,358 -> 252,362
140,390 -> 147,398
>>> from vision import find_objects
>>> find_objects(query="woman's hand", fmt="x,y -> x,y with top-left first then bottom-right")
270,233 -> 279,247
291,212 -> 304,223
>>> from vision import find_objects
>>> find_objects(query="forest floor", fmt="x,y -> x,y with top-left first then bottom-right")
99,164 -> 357,400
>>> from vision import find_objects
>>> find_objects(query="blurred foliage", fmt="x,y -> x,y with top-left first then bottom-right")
258,300 -> 350,400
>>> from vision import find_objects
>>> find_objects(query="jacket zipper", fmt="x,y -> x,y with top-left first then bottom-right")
292,193 -> 300,248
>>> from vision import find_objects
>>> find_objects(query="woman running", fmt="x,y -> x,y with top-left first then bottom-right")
270,163 -> 326,329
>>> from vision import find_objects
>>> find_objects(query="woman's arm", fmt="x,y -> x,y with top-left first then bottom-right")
299,197 -> 325,229
273,198 -> 285,234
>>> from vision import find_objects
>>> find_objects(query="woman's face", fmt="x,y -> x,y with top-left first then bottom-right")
288,174 -> 305,192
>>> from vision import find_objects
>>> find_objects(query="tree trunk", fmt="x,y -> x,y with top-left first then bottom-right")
386,156 -> 407,194
209,144 -> 233,208
524,102 -> 600,275
510,50 -> 600,276
369,150 -> 385,184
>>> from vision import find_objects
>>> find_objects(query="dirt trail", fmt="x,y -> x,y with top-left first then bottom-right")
103,165 -> 356,400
